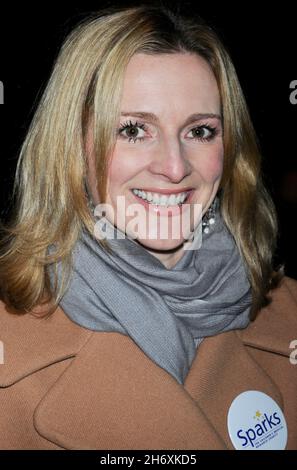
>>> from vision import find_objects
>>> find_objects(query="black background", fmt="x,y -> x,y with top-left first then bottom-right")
0,1 -> 296,278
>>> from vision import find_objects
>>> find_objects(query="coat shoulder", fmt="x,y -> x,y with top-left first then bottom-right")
0,300 -> 92,387
239,276 -> 297,356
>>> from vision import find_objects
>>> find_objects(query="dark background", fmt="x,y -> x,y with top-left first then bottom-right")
0,1 -> 296,278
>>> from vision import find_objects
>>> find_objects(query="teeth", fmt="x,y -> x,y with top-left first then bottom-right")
152,193 -> 159,204
132,189 -> 189,206
168,194 -> 176,206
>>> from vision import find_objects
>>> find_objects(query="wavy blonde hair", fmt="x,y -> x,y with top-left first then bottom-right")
0,5 -> 283,317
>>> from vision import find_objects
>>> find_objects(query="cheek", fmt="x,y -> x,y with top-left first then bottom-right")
194,145 -> 224,183
106,149 -> 141,194
107,163 -> 123,192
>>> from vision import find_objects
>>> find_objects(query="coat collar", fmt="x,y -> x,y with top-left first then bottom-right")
34,331 -> 228,449
0,276 -> 296,449
33,329 -> 285,450
238,276 -> 297,358
0,303 -> 92,387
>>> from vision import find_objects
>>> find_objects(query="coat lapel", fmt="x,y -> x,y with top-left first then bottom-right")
33,327 -> 285,450
0,303 -> 92,387
183,276 -> 297,448
238,276 -> 297,357
184,330 -> 284,448
34,331 -> 227,449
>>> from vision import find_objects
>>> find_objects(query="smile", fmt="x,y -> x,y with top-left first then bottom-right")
132,189 -> 191,206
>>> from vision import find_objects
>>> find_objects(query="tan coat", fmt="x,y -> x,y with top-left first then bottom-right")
0,276 -> 296,450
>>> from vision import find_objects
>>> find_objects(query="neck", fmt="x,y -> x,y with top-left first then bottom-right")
137,242 -> 186,269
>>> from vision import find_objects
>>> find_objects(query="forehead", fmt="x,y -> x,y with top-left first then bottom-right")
120,52 -> 220,114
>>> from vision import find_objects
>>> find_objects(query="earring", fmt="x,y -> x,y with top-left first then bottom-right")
202,198 -> 217,234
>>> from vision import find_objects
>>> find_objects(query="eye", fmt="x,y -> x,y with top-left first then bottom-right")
117,120 -> 147,143
187,124 -> 217,142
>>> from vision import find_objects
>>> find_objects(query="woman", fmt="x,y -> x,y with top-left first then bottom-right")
0,5 -> 296,450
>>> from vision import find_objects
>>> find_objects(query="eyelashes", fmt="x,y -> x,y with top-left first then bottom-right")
188,124 -> 218,142
118,120 -> 147,143
117,119 -> 218,144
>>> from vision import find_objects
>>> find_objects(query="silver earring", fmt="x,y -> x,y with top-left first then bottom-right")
202,198 -> 217,234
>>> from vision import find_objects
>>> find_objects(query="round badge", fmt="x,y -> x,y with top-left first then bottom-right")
227,390 -> 288,450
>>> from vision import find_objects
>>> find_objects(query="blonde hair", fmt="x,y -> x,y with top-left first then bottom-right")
0,5 -> 283,317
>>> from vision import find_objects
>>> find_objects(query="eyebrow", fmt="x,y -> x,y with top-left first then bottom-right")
120,111 -> 221,127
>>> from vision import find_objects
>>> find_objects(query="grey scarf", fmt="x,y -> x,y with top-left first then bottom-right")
50,199 -> 252,385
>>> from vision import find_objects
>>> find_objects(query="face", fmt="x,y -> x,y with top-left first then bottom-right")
88,52 -> 224,268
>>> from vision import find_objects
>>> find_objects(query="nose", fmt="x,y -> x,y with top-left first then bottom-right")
148,136 -> 192,183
